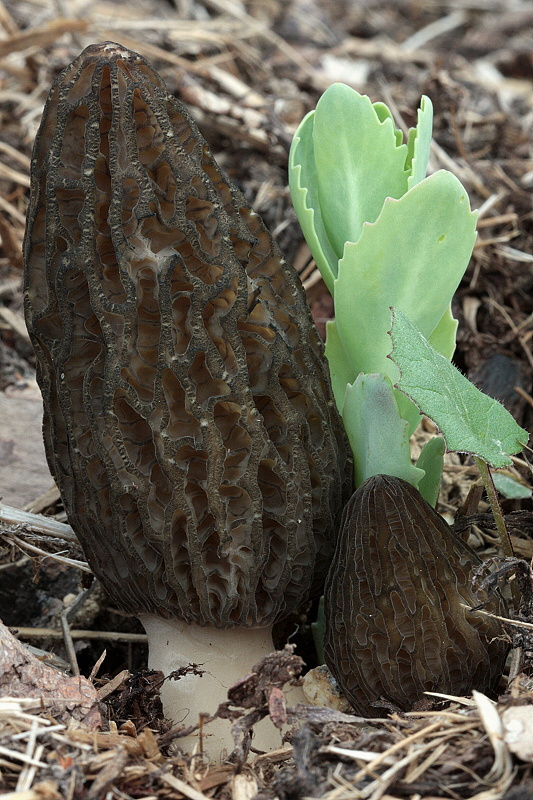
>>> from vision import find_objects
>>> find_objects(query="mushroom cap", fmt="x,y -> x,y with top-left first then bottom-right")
324,475 -> 509,715
24,42 -> 352,628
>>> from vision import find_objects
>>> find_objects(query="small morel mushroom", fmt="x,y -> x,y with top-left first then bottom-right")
24,42 -> 352,756
324,475 -> 509,716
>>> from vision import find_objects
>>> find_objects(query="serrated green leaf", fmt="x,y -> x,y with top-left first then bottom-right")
313,83 -> 409,258
288,111 -> 338,293
372,101 -> 404,146
342,373 -> 425,488
334,170 -> 477,421
390,309 -> 529,467
406,95 -> 433,189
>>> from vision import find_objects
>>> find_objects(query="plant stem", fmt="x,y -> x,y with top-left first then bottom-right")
474,457 -> 514,558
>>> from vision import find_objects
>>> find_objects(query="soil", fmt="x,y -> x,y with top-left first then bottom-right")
0,1 -> 532,798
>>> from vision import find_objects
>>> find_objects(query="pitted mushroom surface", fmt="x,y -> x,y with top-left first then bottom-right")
324,475 -> 509,716
24,42 -> 352,757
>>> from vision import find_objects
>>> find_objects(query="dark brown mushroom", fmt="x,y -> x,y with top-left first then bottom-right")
23,42 -> 352,755
324,475 -> 509,716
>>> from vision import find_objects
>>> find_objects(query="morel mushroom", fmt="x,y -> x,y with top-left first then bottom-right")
324,475 -> 509,716
24,42 -> 352,755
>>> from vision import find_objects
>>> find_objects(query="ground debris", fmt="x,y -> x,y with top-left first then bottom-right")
0,0 -> 532,798
225,647 -> 305,712
214,647 -> 306,765
0,619 -> 100,728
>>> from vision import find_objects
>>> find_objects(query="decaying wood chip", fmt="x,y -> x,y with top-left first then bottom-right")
268,686 -> 287,728
66,725 -> 163,760
86,747 -> 129,800
225,647 -> 305,710
502,705 -> 533,762
95,669 -> 130,702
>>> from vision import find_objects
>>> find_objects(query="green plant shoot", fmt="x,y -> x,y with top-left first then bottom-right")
289,83 -> 479,503
289,84 -> 530,660
290,83 -> 528,504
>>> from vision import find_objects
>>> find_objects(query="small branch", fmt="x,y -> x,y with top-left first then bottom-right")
460,604 -> 533,632
60,580 -> 98,676
10,627 -> 147,643
7,534 -> 90,572
0,503 -> 77,543
474,457 -> 514,558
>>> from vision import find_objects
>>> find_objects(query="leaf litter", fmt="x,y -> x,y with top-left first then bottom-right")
0,0 -> 532,797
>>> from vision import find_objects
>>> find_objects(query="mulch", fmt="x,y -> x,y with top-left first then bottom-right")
0,0 -> 532,798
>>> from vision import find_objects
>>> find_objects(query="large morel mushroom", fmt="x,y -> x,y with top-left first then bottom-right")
324,475 -> 509,716
23,42 -> 352,756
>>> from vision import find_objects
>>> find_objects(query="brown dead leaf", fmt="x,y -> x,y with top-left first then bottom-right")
0,213 -> 22,269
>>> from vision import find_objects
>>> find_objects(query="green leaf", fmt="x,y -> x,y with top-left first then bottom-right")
288,111 -> 339,293
492,471 -> 532,500
394,388 -> 423,439
372,101 -> 404,146
334,170 -> 477,415
324,319 -> 356,413
405,95 -> 433,189
390,309 -> 529,468
313,83 -> 409,258
416,436 -> 446,506
342,373 -> 425,488
427,305 -> 458,362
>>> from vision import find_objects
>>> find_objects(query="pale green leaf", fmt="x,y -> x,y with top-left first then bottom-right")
342,373 -> 425,488
372,101 -> 404,146
416,436 -> 446,506
427,305 -> 458,361
313,83 -> 409,258
334,170 -> 477,396
390,309 -> 529,468
406,95 -> 433,189
288,111 -> 338,293
394,388 -> 423,438
492,472 -> 532,500
324,319 -> 356,413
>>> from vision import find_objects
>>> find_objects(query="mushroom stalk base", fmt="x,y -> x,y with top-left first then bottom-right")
139,614 -> 306,761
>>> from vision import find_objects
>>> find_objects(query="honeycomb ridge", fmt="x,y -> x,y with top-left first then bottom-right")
324,475 -> 509,715
24,42 -> 352,627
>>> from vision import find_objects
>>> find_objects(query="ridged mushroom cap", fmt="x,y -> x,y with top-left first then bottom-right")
24,42 -> 352,628
324,475 -> 509,715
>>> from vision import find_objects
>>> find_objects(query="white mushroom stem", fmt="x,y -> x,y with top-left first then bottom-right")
139,614 -> 307,761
